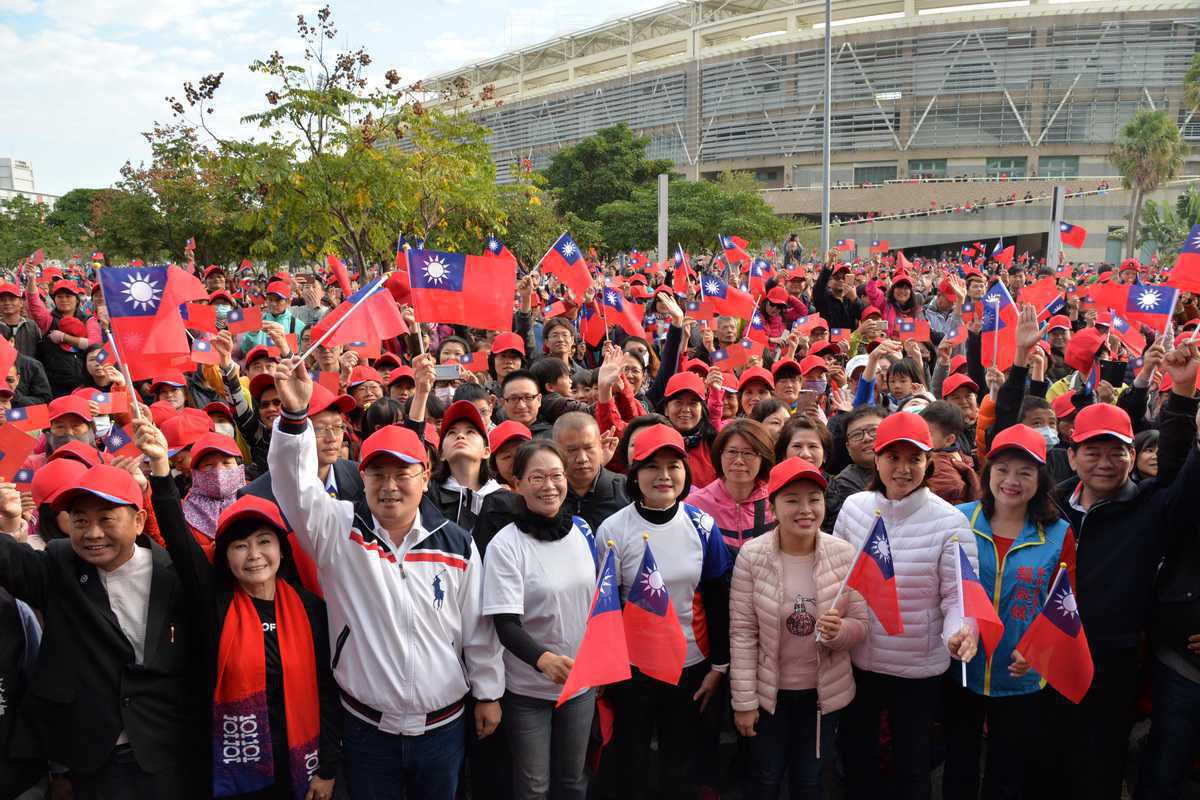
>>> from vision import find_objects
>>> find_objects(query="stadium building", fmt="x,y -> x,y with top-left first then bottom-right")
426,0 -> 1200,262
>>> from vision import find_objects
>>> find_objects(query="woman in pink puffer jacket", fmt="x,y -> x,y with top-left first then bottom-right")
686,419 -> 777,557
730,457 -> 868,800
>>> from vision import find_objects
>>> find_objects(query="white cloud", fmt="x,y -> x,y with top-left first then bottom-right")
0,0 -> 38,13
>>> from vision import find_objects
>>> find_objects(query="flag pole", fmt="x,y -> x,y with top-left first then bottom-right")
990,298 -> 1000,368
953,535 -> 967,688
816,511 -> 877,643
300,273 -> 391,361
534,232 -> 568,274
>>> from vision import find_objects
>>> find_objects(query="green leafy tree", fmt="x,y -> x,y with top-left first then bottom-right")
1110,110 -> 1190,259
543,124 -> 676,222
0,196 -> 62,270
45,188 -> 102,249
595,172 -> 787,255
170,5 -> 501,271
1185,52 -> 1200,115
1137,184 -> 1200,262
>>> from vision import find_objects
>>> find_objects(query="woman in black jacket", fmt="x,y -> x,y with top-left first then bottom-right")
135,418 -> 341,800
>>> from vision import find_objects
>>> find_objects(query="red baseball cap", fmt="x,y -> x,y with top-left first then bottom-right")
32,458 -> 88,507
631,423 -> 687,463
149,400 -> 177,427
799,355 -> 828,376
265,280 -> 291,299
162,410 -> 214,455
872,412 -> 933,453
203,401 -> 236,421
1046,315 -> 1071,332
1051,392 -> 1079,420
767,457 -> 828,497
203,265 -> 225,279
942,373 -> 979,399
189,432 -> 242,469
0,283 -> 21,298
1064,327 -> 1107,374
1071,403 -> 1133,444
1095,311 -> 1113,327
771,358 -> 802,378
737,367 -> 775,392
488,420 -> 531,453
766,287 -> 789,305
491,332 -> 526,357
440,400 -> 488,440
47,440 -> 103,468
348,365 -> 383,389
244,346 -> 277,368
208,291 -> 237,306
149,371 -> 188,395
949,355 -> 968,375
359,424 -> 429,470
50,279 -> 82,296
861,305 -> 882,321
48,395 -> 93,423
386,365 -> 415,387
682,358 -> 711,377
309,383 -> 355,417
809,340 -> 838,358
215,495 -> 288,539
987,424 -> 1047,464
664,372 -> 705,401
374,352 -> 403,370
830,263 -> 851,277
249,373 -> 276,401
52,464 -> 144,512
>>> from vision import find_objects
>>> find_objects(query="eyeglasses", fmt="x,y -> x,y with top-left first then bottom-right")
847,426 -> 879,443
546,331 -> 574,342
523,471 -> 565,486
622,366 -> 644,377
314,423 -> 345,438
504,393 -> 540,406
722,448 -> 760,463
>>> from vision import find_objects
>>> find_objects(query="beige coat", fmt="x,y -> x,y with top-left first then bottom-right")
730,530 -> 868,715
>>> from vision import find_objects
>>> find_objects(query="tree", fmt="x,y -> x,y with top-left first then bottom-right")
1185,52 -> 1200,115
0,196 -> 61,270
169,5 -> 501,271
45,188 -> 102,248
1137,184 -> 1200,262
543,124 -> 676,221
595,171 -> 788,255
1110,110 -> 1190,259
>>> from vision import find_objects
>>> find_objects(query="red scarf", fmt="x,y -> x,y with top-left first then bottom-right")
212,582 -> 321,799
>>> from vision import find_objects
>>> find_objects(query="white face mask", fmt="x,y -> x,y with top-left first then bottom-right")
213,422 -> 236,439
1037,426 -> 1059,448
93,414 -> 112,438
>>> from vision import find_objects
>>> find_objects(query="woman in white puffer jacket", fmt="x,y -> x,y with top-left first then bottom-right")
832,411 -> 979,800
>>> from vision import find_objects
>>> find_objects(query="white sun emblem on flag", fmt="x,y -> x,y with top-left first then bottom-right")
605,290 -> 620,305
560,241 -> 577,258
597,570 -> 613,598
639,565 -> 666,597
1054,586 -> 1079,618
704,279 -> 720,294
1189,230 -> 1200,249
1136,289 -> 1161,310
985,293 -> 1002,305
871,536 -> 892,562
421,256 -> 451,285
120,272 -> 162,311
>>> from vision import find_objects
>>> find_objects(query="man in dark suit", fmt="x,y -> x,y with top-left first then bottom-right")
0,465 -> 205,799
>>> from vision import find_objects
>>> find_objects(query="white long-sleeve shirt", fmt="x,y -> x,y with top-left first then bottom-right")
269,419 -> 504,735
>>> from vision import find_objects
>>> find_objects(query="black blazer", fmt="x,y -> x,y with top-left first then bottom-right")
0,533 -> 206,775
239,458 -> 364,522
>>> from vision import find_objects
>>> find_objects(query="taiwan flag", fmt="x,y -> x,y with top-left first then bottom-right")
578,302 -> 608,348
700,274 -> 756,319
13,468 -> 33,492
897,318 -> 931,343
980,281 -> 1018,370
746,309 -> 770,345
5,405 -> 49,433
748,259 -> 773,295
846,516 -> 904,635
994,245 -> 1015,268
103,423 -> 141,459
225,306 -> 262,334
1058,222 -> 1087,249
1167,224 -> 1200,293
407,249 -> 516,332
956,544 -> 1004,657
834,239 -> 856,252
622,540 -> 687,685
181,302 -> 219,334
1018,276 -> 1064,322
0,424 -> 37,482
719,234 -> 752,268
628,250 -> 649,271
310,275 -> 410,347
483,235 -> 514,262
89,391 -> 129,416
1015,566 -> 1094,704
1108,312 -> 1145,357
542,233 -> 592,300
557,550 -> 631,706
1114,283 -> 1178,336
943,323 -> 968,347
97,266 -> 193,380
672,245 -> 694,296
599,289 -> 646,339
869,239 -> 890,255
191,334 -> 222,365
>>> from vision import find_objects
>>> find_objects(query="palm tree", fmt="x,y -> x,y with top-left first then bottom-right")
1109,110 -> 1189,259
1185,52 -> 1200,114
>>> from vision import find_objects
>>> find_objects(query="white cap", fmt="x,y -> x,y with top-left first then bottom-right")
846,354 -> 870,378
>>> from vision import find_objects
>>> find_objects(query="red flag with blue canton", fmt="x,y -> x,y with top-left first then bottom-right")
672,245 -> 694,297
628,250 -> 648,271
898,318 -> 931,343
599,288 -> 646,339
869,239 -> 890,255
98,266 -> 193,379
980,281 -> 1018,370
957,544 -> 1004,656
1107,283 -> 1177,336
1015,566 -> 1093,703
542,234 -> 592,300
719,235 -> 751,268
225,306 -> 262,334
13,467 -> 34,492
578,302 -> 607,348
103,423 -> 141,459
746,309 -> 770,345
1018,276 -> 1064,322
181,302 -> 219,334
622,539 -> 687,685
407,249 -> 516,331
846,516 -> 904,635
1058,222 -> 1087,248
192,334 -> 222,365
0,424 -> 37,482
834,239 -> 855,252
4,405 -> 48,433
89,391 -> 129,416
311,275 -> 411,346
1166,224 -> 1200,293
483,235 -> 514,262
748,259 -> 773,294
1107,311 -> 1145,357
557,550 -> 631,706
943,323 -> 967,347
700,274 -> 756,319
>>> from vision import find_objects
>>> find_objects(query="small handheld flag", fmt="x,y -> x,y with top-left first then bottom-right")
0,424 -> 38,482
103,423 -> 141,459
225,306 -> 263,335
1015,564 -> 1093,704
622,537 -> 687,685
955,541 -> 1004,667
844,516 -> 904,635
557,549 -> 631,706
1059,222 -> 1087,249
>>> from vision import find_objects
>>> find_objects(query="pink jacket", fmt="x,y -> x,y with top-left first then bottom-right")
686,478 -> 775,552
730,529 -> 868,716
27,291 -> 102,345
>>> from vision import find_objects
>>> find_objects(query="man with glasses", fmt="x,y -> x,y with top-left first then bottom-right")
824,405 -> 886,531
500,369 -> 546,436
269,355 -> 504,800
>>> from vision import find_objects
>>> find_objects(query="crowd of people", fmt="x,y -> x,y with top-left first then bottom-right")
0,244 -> 1197,800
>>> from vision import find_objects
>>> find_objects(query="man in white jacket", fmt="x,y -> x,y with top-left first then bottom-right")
268,355 -> 504,800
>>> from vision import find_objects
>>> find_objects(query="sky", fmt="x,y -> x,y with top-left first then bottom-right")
0,0 -> 665,196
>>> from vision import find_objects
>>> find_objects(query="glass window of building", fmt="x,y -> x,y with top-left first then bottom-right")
986,157 -> 1028,178
907,159 -> 947,179
1040,156 -> 1079,178
854,164 -> 898,185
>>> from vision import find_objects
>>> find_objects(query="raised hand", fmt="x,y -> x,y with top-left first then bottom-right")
274,355 -> 313,414
133,418 -> 171,477
1164,341 -> 1200,397
1015,303 -> 1041,352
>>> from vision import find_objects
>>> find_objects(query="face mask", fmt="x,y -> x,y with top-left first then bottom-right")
189,465 -> 246,499
93,414 -> 113,438
213,422 -> 236,439
802,379 -> 828,394
1037,426 -> 1059,448
434,386 -> 454,405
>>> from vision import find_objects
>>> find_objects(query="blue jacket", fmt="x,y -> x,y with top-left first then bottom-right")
956,501 -> 1071,697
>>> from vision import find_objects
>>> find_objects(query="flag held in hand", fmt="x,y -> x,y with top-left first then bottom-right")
557,549 -> 631,706
956,543 -> 1004,657
1015,565 -> 1094,704
622,538 -> 686,685
846,516 -> 904,635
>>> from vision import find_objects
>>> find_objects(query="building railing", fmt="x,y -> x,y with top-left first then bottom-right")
759,175 -> 1162,193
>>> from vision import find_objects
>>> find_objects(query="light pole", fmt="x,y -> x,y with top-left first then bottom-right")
820,0 -> 832,259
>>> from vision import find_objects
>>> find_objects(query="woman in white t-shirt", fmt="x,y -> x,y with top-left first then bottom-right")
482,439 -> 597,800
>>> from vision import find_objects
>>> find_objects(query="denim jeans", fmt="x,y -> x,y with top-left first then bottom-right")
342,712 -> 466,800
744,689 -> 839,800
1136,657 -> 1200,800
502,690 -> 595,800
